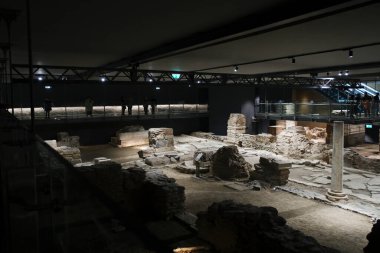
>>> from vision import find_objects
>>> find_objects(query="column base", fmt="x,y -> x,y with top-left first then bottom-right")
326,189 -> 348,201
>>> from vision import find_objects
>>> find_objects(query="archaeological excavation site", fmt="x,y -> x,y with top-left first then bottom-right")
2,1 -> 380,253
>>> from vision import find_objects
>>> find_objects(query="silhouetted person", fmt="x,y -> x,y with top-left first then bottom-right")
349,94 -> 356,118
85,97 -> 94,117
43,98 -> 52,119
151,98 -> 157,115
355,94 -> 362,117
373,93 -> 379,117
121,96 -> 126,116
127,98 -> 133,115
363,92 -> 371,117
143,97 -> 149,115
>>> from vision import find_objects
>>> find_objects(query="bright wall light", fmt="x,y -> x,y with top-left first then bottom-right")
44,85 -> 52,89
155,86 -> 160,90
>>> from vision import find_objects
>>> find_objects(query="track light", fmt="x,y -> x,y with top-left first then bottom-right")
338,71 -> 343,76
234,65 -> 239,72
348,49 -> 353,58
345,70 -> 349,76
291,57 -> 296,64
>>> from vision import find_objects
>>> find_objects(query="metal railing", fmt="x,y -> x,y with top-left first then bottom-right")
8,103 -> 208,121
255,102 -> 380,121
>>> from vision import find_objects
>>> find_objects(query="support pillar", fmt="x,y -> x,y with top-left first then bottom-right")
326,121 -> 347,201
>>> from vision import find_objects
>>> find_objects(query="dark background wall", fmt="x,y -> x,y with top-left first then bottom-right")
11,82 -> 207,107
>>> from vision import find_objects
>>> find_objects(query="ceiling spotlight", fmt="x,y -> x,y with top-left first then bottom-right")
44,85 -> 52,90
37,76 -> 44,81
348,49 -> 353,58
197,80 -> 201,84
100,76 -> 106,82
234,65 -> 239,72
155,86 -> 160,90
291,57 -> 296,64
338,71 -> 343,76
149,79 -> 153,82
345,70 -> 349,76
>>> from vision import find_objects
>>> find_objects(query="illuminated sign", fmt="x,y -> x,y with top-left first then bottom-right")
365,124 -> 373,129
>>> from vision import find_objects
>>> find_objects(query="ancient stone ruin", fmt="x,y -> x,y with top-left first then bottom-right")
110,125 -> 148,147
148,127 -> 174,149
226,113 -> 246,143
251,157 -> 291,186
196,200 -> 339,253
75,161 -> 185,219
45,132 -> 82,164
211,146 -> 251,180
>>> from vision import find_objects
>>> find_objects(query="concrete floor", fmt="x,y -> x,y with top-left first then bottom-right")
80,143 -> 374,253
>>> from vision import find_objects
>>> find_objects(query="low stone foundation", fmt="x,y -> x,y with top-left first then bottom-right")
110,125 -> 148,147
251,157 -> 291,186
197,200 -> 339,253
148,128 -> 174,149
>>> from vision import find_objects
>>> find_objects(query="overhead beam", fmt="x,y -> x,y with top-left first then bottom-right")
100,0 -> 377,69
257,61 -> 380,77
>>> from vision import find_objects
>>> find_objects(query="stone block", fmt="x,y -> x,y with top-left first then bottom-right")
148,128 -> 174,148
45,139 -> 57,148
145,156 -> 171,166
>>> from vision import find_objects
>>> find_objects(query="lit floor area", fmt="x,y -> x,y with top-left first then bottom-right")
79,137 -> 379,253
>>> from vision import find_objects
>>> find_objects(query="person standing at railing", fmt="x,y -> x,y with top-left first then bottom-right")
363,92 -> 371,117
143,97 -> 149,115
127,98 -> 133,115
151,98 -> 157,115
373,93 -> 379,117
85,97 -> 94,117
120,96 -> 126,116
43,98 -> 52,119
349,94 -> 356,119
355,93 -> 362,117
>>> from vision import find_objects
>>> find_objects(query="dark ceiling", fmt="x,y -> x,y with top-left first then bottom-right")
1,0 -> 380,80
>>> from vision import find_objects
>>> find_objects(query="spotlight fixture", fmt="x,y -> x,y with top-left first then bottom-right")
344,70 -> 349,76
348,49 -> 353,58
291,57 -> 296,64
338,71 -> 343,76
155,86 -> 160,90
234,65 -> 239,72
197,80 -> 201,84
149,79 -> 153,82
37,75 -> 44,81
100,76 -> 106,82
44,85 -> 52,90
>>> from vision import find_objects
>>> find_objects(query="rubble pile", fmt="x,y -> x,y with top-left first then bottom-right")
251,157 -> 291,186
110,125 -> 148,147
191,132 -> 227,142
226,113 -> 246,143
364,220 -> 380,253
197,200 -> 339,253
55,146 -> 82,164
273,126 -> 329,161
236,133 -> 275,150
148,128 -> 174,149
75,162 -> 185,219
305,127 -> 327,142
211,146 -> 251,180
344,149 -> 380,173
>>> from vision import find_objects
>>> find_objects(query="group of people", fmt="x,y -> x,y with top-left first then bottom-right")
349,92 -> 380,118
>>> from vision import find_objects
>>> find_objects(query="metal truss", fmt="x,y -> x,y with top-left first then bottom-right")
11,64 -> 362,87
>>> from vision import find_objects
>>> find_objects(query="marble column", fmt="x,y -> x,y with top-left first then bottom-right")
326,121 -> 348,201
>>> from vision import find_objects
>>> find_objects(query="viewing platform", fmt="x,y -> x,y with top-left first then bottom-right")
254,102 -> 380,124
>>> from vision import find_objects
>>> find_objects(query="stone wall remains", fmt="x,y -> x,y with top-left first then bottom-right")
197,200 -> 339,253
